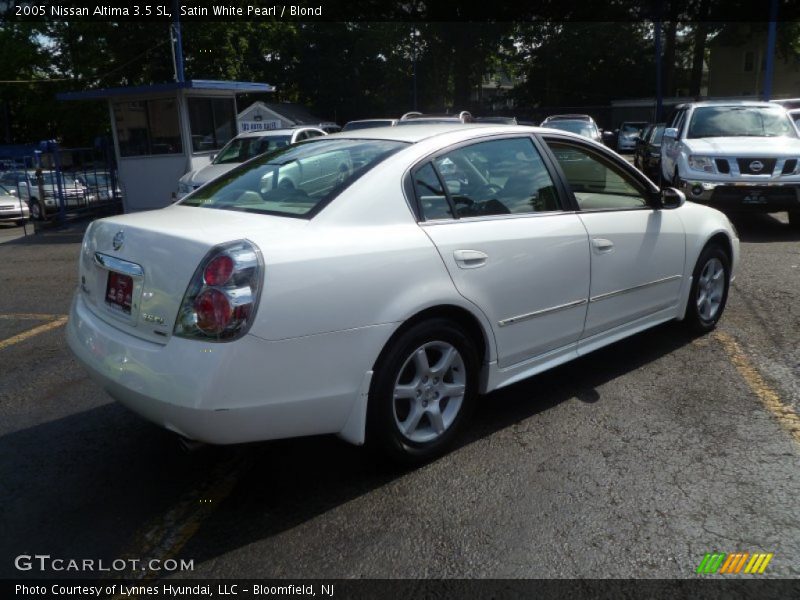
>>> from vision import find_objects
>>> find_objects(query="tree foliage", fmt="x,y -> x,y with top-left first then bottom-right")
1,14 -> 798,146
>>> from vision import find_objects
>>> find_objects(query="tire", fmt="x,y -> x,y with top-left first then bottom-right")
789,210 -> 800,229
29,200 -> 43,221
685,244 -> 730,334
367,318 -> 479,465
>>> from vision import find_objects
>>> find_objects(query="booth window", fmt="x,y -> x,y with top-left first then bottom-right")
187,97 -> 237,153
113,99 -> 183,157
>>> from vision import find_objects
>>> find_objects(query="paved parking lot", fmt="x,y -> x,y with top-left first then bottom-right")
0,213 -> 798,580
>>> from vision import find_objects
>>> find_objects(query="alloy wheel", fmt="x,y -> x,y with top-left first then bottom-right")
696,257 -> 726,322
392,341 -> 466,444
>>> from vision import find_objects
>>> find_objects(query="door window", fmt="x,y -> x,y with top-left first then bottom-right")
546,141 -> 649,211
430,137 -> 560,218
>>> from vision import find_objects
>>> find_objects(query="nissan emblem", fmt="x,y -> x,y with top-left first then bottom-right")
112,230 -> 124,251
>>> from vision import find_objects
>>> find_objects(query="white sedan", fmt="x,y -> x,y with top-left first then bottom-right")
67,124 -> 739,463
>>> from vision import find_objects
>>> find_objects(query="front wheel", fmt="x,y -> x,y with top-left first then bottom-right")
685,244 -> 730,333
367,319 -> 479,465
29,200 -> 43,221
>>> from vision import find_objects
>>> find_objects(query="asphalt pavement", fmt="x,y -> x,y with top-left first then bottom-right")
0,212 -> 798,581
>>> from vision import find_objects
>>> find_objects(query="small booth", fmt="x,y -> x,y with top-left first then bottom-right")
58,80 -> 274,212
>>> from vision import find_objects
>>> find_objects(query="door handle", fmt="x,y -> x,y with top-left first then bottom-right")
592,238 -> 615,253
453,249 -> 488,269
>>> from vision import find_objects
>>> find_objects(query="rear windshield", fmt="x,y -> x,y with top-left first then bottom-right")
688,106 -> 797,138
180,138 -> 408,218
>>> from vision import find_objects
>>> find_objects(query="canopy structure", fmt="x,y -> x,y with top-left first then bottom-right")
58,80 -> 275,212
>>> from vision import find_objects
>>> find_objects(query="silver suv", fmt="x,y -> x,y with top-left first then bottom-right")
660,101 -> 800,226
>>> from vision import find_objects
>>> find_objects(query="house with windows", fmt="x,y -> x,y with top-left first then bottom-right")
58,80 -> 274,212
707,24 -> 800,99
237,101 -> 339,133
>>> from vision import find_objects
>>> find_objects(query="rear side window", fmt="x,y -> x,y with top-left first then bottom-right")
419,137 -> 560,219
181,139 -> 408,218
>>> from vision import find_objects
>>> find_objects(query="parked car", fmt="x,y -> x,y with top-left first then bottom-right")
76,172 -> 124,202
343,119 -> 399,131
0,169 -> 91,220
540,114 -> 596,126
474,116 -> 518,125
67,124 -> 738,464
633,123 -> 665,181
541,118 -> 602,143
396,111 -> 475,125
0,183 -> 29,225
616,121 -> 649,152
176,127 -> 327,199
660,100 -> 800,227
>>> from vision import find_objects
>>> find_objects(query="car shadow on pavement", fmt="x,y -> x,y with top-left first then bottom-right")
728,212 -> 800,243
172,321 -> 698,572
0,321 -> 697,577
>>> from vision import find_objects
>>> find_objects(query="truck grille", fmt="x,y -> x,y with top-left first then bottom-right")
736,158 -> 776,175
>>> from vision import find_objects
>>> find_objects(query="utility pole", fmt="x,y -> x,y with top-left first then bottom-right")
762,0 -> 778,101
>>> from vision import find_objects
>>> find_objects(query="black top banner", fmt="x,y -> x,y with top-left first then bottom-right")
3,0 -> 800,22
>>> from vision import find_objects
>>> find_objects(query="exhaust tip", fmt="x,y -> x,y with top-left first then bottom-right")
177,435 -> 207,453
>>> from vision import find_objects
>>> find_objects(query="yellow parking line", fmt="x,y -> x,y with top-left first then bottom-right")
715,331 -> 800,447
0,316 -> 68,351
0,312 -> 67,321
111,454 -> 246,587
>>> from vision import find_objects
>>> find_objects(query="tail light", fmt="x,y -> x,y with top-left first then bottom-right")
174,240 -> 263,341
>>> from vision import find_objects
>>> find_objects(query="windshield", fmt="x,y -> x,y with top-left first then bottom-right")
181,138 -> 408,218
687,106 -> 797,138
213,135 -> 292,164
37,172 -> 80,186
545,120 -> 597,138
620,123 -> 646,137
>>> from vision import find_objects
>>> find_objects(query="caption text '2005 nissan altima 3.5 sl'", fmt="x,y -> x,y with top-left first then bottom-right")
67,124 -> 739,464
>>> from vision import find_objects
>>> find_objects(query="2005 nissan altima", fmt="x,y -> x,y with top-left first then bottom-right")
67,124 -> 739,463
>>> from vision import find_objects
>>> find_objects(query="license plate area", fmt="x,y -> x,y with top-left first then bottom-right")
105,271 -> 133,314
94,252 -> 144,324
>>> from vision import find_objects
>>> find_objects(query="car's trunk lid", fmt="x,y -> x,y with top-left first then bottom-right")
79,205 -> 306,344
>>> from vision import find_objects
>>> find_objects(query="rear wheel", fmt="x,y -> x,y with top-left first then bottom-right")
685,244 -> 730,333
367,319 -> 479,465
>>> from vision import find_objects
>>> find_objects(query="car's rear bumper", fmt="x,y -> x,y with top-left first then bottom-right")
678,179 -> 800,211
67,293 -> 393,444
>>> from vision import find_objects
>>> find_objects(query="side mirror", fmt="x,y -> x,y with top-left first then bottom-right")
663,127 -> 678,140
661,187 -> 685,209
7,188 -> 16,196
210,154 -> 217,161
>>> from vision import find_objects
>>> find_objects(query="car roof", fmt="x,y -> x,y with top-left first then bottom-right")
324,123 -> 595,146
675,100 -> 779,109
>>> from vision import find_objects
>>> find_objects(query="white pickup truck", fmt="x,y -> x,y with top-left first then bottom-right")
660,100 -> 800,228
